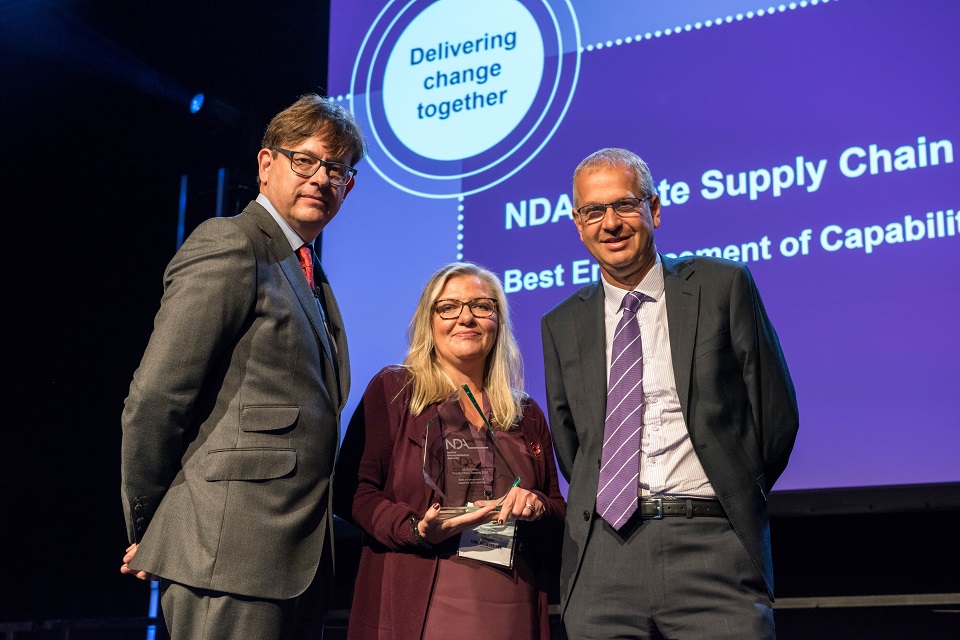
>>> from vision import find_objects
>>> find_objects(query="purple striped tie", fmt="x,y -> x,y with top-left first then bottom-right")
597,291 -> 647,530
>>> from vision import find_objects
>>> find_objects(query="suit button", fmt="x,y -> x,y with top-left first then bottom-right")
582,510 -> 590,521
135,517 -> 145,525
134,504 -> 144,513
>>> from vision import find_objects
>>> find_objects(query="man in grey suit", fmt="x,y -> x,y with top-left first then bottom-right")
120,94 -> 365,639
542,148 -> 799,639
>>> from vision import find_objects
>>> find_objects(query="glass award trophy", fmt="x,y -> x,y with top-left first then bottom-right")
420,387 -> 524,567
421,388 -> 521,519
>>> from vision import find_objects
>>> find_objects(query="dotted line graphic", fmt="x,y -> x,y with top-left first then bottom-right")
456,197 -> 465,260
581,1 -> 833,53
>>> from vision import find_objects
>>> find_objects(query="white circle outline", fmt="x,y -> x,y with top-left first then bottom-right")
362,0 -> 561,179
348,0 -> 581,198
379,1 -> 545,161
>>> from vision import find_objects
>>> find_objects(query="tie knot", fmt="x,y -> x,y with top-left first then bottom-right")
621,290 -> 645,314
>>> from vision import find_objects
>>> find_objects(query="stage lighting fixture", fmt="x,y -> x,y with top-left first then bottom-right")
189,93 -> 205,114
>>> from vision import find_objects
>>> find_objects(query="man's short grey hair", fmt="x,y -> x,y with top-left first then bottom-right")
572,148 -> 655,204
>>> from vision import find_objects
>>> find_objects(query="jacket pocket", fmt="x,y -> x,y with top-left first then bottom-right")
756,473 -> 769,501
694,329 -> 731,359
204,448 -> 297,481
240,406 -> 300,432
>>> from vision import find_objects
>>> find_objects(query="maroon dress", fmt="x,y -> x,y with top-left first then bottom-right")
422,423 -> 540,640
333,366 -> 566,640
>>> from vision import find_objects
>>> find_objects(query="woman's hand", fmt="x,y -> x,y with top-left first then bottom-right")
474,486 -> 546,524
417,502 -> 500,545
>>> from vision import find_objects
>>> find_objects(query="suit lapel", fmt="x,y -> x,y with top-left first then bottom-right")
249,204 -> 341,405
277,246 -> 335,365
575,282 -> 607,433
247,205 -> 329,348
316,264 -> 350,413
662,255 -> 699,424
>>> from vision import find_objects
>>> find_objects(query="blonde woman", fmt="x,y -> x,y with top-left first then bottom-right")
335,262 -> 565,640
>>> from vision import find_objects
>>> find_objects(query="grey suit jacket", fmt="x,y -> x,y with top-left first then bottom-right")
541,254 -> 798,611
121,201 -> 350,600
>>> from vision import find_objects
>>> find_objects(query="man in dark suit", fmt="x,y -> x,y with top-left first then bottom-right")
120,94 -> 364,639
541,148 -> 798,639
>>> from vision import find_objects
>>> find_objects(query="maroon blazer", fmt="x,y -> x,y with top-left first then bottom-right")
334,366 -> 566,640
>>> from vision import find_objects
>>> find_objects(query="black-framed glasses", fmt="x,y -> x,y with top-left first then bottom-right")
434,298 -> 498,320
271,147 -> 357,186
575,195 -> 652,224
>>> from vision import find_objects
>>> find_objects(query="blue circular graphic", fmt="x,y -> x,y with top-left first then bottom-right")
350,0 -> 581,198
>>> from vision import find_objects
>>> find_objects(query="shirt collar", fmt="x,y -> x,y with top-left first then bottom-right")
601,253 -> 664,312
256,193 -> 310,253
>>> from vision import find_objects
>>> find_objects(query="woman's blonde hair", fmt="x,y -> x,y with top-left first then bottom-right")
403,262 -> 524,429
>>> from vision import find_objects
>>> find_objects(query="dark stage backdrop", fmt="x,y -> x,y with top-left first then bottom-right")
0,0 -> 332,623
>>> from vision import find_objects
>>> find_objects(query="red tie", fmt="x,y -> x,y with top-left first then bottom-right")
297,245 -> 315,290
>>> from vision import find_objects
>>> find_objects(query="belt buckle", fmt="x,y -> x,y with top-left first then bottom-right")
650,498 -> 663,519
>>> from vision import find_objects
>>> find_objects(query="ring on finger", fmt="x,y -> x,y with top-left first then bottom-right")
523,503 -> 535,511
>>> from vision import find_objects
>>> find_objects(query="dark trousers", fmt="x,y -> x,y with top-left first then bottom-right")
564,516 -> 774,640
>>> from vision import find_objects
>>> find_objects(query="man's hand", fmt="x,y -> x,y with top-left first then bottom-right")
120,543 -> 157,581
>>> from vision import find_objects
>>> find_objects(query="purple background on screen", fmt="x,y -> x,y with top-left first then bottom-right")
325,0 -> 960,492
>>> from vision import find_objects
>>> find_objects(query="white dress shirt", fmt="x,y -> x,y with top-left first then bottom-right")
601,254 -> 716,499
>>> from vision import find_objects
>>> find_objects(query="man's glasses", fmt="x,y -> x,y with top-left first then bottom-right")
271,147 -> 357,186
575,195 -> 653,224
434,298 -> 498,320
